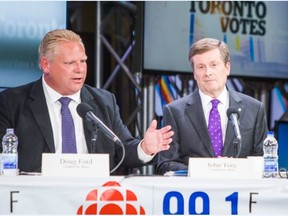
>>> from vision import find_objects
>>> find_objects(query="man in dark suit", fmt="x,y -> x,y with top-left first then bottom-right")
157,38 -> 268,175
0,29 -> 173,175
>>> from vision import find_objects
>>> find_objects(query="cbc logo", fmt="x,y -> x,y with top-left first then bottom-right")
77,181 -> 146,215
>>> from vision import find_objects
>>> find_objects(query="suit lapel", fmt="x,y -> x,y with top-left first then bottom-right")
222,90 -> 243,156
28,79 -> 55,152
80,86 -> 98,153
185,90 -> 215,157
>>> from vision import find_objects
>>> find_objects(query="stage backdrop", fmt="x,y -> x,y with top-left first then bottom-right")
0,2 -> 67,90
143,1 -> 288,79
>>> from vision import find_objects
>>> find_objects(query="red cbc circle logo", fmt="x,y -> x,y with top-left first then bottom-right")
77,181 -> 146,215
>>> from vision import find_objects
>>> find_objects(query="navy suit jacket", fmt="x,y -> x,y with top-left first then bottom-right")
157,88 -> 268,175
0,78 -> 145,174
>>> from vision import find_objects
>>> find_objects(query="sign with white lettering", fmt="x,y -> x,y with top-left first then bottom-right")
188,157 -> 263,179
0,2 -> 67,89
41,153 -> 109,177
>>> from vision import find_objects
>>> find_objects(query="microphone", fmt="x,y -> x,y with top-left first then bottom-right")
226,107 -> 241,140
76,102 -> 122,145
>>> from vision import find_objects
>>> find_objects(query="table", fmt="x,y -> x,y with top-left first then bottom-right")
0,175 -> 287,215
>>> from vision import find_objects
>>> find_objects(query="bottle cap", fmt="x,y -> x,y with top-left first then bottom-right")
6,128 -> 14,134
267,131 -> 274,136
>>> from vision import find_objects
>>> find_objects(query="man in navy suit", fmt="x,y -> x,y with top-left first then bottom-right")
0,29 -> 173,175
157,38 -> 268,175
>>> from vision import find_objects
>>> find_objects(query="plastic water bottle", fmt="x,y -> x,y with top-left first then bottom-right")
263,131 -> 278,178
1,128 -> 18,176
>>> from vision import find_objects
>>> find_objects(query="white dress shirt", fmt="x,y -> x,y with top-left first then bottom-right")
42,77 -> 152,162
42,76 -> 87,153
199,87 -> 229,145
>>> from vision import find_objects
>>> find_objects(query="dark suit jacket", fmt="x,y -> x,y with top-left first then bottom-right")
0,78 -> 146,175
157,88 -> 268,175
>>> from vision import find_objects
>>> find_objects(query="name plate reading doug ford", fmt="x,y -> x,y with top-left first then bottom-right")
42,153 -> 109,177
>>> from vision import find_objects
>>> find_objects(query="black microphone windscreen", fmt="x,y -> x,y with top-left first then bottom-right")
76,103 -> 93,119
226,107 -> 240,118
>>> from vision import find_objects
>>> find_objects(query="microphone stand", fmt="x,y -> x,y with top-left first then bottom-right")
233,138 -> 242,158
90,121 -> 125,174
91,122 -> 98,153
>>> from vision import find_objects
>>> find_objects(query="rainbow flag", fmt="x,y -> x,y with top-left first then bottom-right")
155,75 -> 180,116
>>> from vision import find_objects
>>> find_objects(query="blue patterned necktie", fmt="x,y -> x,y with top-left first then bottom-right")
59,97 -> 77,153
208,99 -> 223,157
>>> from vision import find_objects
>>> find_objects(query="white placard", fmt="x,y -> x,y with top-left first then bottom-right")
188,157 -> 263,179
42,153 -> 109,177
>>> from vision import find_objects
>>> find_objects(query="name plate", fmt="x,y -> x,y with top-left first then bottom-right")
42,153 -> 109,177
188,157 -> 263,179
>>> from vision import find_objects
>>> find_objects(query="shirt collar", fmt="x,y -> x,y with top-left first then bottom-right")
199,87 -> 229,107
42,76 -> 81,104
